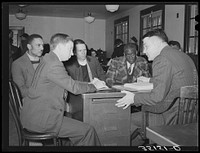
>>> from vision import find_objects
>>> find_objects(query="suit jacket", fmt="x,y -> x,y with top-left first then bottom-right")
134,46 -> 198,125
11,53 -> 35,98
65,56 -> 106,82
20,51 -> 96,134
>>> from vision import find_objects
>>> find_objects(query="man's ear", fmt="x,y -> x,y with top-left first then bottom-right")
27,44 -> 31,50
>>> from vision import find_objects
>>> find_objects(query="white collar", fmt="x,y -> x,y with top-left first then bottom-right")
26,52 -> 40,61
127,61 -> 135,68
78,59 -> 87,66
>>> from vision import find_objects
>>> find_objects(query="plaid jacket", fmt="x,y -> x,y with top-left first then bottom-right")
106,56 -> 151,86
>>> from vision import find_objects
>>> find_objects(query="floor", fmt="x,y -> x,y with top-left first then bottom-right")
9,110 -> 19,146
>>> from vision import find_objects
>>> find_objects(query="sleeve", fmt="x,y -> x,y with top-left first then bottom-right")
47,62 -> 96,95
94,58 -> 106,81
11,62 -> 28,98
134,57 -> 173,106
105,60 -> 117,86
140,60 -> 151,77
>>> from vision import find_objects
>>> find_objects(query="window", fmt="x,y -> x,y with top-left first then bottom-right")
114,16 -> 129,45
140,5 -> 165,54
184,4 -> 198,55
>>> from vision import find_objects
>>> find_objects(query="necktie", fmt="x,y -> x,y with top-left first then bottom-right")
31,60 -> 40,64
128,65 -> 132,74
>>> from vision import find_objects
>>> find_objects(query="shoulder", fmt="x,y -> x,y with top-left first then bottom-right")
136,56 -> 148,63
12,54 -> 27,65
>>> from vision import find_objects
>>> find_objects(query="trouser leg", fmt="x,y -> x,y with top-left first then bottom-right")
58,116 -> 101,146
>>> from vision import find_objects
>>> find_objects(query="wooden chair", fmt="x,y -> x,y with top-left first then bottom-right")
9,80 -> 63,146
130,85 -> 198,145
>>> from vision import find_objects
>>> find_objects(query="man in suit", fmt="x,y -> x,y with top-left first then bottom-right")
116,29 -> 198,145
20,33 -> 101,146
11,34 -> 44,98
65,39 -> 106,121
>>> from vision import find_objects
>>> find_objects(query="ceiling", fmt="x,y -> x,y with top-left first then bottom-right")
9,4 -> 136,19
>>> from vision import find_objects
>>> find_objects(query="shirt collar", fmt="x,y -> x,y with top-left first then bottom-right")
26,52 -> 40,61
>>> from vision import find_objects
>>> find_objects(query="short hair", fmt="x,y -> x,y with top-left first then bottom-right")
50,33 -> 72,50
27,34 -> 43,45
124,43 -> 137,55
114,39 -> 123,46
142,29 -> 168,43
73,39 -> 88,54
168,40 -> 181,49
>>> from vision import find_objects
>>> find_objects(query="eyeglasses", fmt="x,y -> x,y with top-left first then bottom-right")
124,53 -> 136,57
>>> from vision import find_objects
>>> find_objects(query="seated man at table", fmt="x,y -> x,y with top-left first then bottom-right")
106,43 -> 151,113
20,33 -> 102,146
116,29 -> 198,146
106,43 -> 151,87
64,39 -> 106,121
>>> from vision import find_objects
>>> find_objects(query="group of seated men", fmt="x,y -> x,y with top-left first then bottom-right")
10,29 -> 198,146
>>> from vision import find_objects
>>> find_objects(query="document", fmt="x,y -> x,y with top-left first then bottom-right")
91,78 -> 110,90
124,82 -> 153,91
112,82 -> 153,92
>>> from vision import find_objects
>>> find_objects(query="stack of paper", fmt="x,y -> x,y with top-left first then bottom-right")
124,82 -> 153,91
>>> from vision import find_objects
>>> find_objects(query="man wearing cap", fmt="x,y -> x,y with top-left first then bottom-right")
12,34 -> 44,98
18,33 -> 29,56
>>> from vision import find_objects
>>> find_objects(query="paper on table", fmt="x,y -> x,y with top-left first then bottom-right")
124,82 -> 153,91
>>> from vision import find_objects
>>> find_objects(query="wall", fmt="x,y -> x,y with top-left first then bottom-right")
9,15 -> 105,50
106,4 -> 185,58
165,5 -> 185,49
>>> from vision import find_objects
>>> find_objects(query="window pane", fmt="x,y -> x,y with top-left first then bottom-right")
152,16 -> 157,27
195,37 -> 198,54
190,5 -> 197,18
143,17 -> 147,28
123,23 -> 126,33
157,15 -> 161,25
190,19 -> 196,36
188,38 -> 195,53
147,15 -> 151,27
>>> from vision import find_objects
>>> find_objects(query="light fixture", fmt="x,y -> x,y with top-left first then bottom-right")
84,13 -> 95,24
105,5 -> 119,12
15,5 -> 27,20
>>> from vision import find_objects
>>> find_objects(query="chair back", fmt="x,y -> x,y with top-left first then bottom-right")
177,85 -> 198,124
9,80 -> 23,145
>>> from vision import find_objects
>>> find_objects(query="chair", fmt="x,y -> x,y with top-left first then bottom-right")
130,85 -> 198,145
9,80 -> 62,146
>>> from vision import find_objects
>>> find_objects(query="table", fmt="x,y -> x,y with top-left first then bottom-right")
146,123 -> 198,146
82,88 -> 131,146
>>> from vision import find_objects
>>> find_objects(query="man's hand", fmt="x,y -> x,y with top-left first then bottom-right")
91,78 -> 108,90
115,90 -> 135,109
137,76 -> 150,83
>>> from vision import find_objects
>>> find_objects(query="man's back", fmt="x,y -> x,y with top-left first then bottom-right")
20,51 -> 96,134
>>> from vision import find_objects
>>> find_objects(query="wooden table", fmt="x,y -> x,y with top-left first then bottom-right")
146,123 -> 198,146
82,88 -> 131,146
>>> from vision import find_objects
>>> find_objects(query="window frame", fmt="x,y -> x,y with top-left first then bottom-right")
184,4 -> 198,55
114,16 -> 129,45
139,5 -> 165,54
